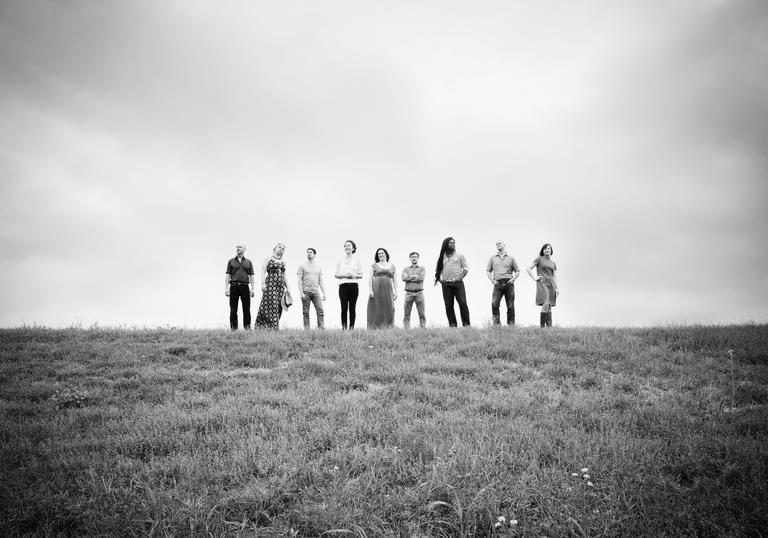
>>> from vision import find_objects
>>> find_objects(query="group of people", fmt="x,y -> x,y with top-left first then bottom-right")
224,237 -> 558,331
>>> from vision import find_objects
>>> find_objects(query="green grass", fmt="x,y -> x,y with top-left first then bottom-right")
1,325 -> 767,537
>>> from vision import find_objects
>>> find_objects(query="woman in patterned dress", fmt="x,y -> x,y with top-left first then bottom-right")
366,248 -> 397,329
526,243 -> 558,327
255,243 -> 290,329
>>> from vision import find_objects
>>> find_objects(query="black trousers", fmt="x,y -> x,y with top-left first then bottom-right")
339,283 -> 359,329
229,283 -> 251,330
441,281 -> 470,327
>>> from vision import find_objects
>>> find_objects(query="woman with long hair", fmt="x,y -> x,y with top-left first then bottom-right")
527,243 -> 558,327
367,247 -> 397,329
255,243 -> 290,329
434,236 -> 470,327
334,240 -> 363,329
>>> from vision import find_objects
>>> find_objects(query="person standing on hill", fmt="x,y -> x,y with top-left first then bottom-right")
297,248 -> 326,329
402,251 -> 426,329
335,240 -> 363,330
527,243 -> 558,327
255,243 -> 290,329
487,240 -> 520,326
367,248 -> 397,329
225,243 -> 255,330
434,237 -> 470,327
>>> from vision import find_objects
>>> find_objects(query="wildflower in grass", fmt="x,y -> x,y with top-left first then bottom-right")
497,516 -> 506,523
581,467 -> 589,473
510,519 -> 518,525
587,481 -> 594,487
572,472 -> 578,477
582,474 -> 590,480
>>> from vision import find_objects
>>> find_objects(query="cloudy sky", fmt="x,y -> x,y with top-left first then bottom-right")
1,0 -> 766,329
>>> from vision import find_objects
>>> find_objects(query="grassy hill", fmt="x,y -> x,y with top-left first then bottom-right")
1,325 -> 767,537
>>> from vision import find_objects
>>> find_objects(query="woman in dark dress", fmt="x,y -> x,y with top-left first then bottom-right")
255,243 -> 290,329
366,248 -> 397,329
527,243 -> 558,327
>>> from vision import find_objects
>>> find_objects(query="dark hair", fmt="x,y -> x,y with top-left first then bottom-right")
409,251 -> 419,258
435,236 -> 454,284
307,247 -> 316,255
374,248 -> 390,262
539,243 -> 553,256
345,240 -> 357,253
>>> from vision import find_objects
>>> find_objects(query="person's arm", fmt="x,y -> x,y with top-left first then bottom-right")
249,273 -> 255,297
486,257 -> 496,285
553,264 -> 559,295
511,258 -> 520,282
402,267 -> 410,282
527,259 -> 540,281
260,258 -> 268,291
458,255 -> 469,281
355,259 -> 363,280
334,260 -> 344,279
391,264 -> 397,300
282,264 -> 290,292
319,269 -> 327,300
368,265 -> 374,297
297,267 -> 305,299
414,267 -> 425,285
225,273 -> 231,296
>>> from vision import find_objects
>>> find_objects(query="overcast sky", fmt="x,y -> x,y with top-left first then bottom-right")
1,0 -> 766,329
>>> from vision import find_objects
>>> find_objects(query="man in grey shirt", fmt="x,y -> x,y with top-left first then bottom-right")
297,248 -> 327,329
402,251 -> 426,329
486,240 -> 520,326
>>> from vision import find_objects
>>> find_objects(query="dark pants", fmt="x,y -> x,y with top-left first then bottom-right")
339,283 -> 359,329
301,290 -> 325,329
229,283 -> 251,330
491,281 -> 515,325
441,281 -> 470,327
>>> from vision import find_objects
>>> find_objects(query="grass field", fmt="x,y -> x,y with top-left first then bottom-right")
1,325 -> 767,537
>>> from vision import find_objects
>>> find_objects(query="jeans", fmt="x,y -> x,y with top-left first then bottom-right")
339,283 -> 359,329
229,283 -> 251,330
403,291 -> 426,329
301,290 -> 325,329
491,281 -> 515,325
441,281 -> 470,327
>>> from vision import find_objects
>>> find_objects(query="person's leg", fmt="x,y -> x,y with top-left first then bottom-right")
301,293 -> 311,329
349,284 -> 359,329
504,284 -> 515,326
311,291 -> 324,329
456,281 -> 470,327
339,285 -> 348,329
491,284 -> 502,325
229,286 -> 239,330
403,293 -> 414,329
441,283 -> 458,327
415,292 -> 426,328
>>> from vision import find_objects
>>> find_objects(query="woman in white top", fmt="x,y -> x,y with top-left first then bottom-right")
334,240 -> 364,329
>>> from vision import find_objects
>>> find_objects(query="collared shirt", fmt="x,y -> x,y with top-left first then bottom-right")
297,261 -> 324,292
487,253 -> 519,280
226,256 -> 254,283
440,252 -> 468,282
402,265 -> 425,292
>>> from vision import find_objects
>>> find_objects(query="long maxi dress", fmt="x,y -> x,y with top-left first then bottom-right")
366,263 -> 395,329
255,258 -> 286,329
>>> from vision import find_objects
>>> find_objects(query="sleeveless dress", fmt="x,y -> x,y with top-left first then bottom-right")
366,263 -> 395,329
256,258 -> 286,329
533,255 -> 557,306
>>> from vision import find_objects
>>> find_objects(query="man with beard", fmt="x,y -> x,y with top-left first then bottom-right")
434,237 -> 470,327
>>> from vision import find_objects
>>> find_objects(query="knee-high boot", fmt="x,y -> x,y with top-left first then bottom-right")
546,312 -> 552,327
540,313 -> 547,328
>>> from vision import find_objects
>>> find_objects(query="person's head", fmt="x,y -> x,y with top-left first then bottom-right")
306,247 -> 316,260
273,243 -> 286,257
375,248 -> 390,262
344,240 -> 357,254
539,243 -> 553,257
235,244 -> 246,256
409,252 -> 419,265
446,237 -> 456,253
496,240 -> 506,253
